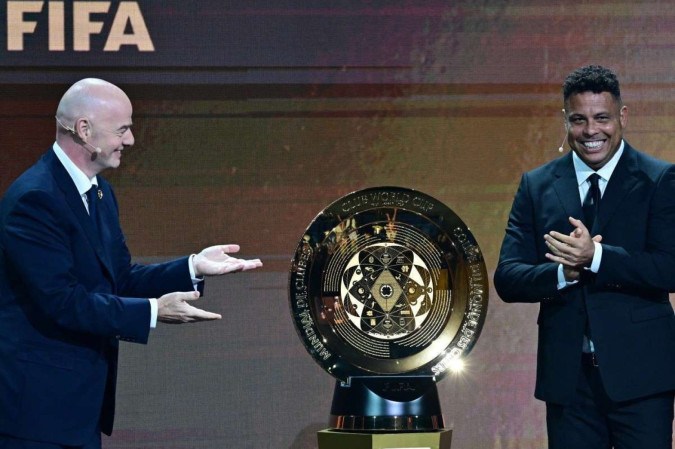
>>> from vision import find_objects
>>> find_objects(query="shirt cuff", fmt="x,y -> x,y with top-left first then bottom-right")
588,241 -> 602,273
557,264 -> 578,290
149,297 -> 158,328
189,254 -> 204,289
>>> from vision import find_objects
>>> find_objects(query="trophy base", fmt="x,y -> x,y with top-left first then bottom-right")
317,429 -> 452,449
329,376 -> 444,432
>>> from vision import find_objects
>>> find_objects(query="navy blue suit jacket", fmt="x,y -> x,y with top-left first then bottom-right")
495,143 -> 675,405
0,148 -> 200,445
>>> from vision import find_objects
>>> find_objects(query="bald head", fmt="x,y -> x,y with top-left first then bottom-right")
56,78 -> 131,128
54,78 -> 135,177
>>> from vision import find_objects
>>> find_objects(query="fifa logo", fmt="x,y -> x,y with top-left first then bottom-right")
6,1 -> 154,51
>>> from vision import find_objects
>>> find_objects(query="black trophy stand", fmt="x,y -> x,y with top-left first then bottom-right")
318,376 -> 453,449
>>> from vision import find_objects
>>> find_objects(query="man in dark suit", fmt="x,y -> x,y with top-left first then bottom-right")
495,65 -> 675,448
0,79 -> 263,448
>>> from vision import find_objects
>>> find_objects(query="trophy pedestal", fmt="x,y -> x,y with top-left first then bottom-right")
320,377 -> 451,448
317,429 -> 452,449
329,376 -> 444,431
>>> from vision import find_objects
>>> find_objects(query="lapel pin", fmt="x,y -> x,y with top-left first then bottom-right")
97,189 -> 103,200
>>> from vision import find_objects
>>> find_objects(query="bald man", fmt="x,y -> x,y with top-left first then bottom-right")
0,79 -> 262,448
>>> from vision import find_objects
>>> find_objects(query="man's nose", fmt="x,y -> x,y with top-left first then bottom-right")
584,120 -> 599,136
123,129 -> 135,146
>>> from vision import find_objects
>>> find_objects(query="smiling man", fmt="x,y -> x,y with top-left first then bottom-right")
54,78 -> 135,174
495,65 -> 675,448
0,78 -> 262,449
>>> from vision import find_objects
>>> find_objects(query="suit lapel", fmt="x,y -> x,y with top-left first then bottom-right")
550,147 -> 644,235
45,149 -> 115,279
595,144 -> 643,233
552,154 -> 584,220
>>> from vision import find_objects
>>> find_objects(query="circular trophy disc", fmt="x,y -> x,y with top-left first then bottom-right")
289,186 -> 488,382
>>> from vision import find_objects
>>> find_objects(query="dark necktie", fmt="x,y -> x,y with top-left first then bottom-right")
86,185 -> 101,235
582,173 -> 601,231
581,174 -> 601,357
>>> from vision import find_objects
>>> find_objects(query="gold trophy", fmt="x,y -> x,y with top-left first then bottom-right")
289,187 -> 488,449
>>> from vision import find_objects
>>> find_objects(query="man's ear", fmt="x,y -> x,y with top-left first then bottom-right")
74,117 -> 90,140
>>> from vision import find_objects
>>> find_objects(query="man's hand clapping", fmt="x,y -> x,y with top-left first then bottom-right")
544,217 -> 602,282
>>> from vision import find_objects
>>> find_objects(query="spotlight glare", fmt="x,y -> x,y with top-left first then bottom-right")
448,358 -> 464,373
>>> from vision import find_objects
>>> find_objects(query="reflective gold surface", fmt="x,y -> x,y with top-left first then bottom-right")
289,187 -> 488,381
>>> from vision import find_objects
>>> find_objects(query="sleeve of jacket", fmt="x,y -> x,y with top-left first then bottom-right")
494,172 -> 562,303
103,186 -> 201,299
2,188 -> 151,343
596,164 -> 675,292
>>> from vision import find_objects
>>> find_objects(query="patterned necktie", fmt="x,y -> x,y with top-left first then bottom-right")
582,173 -> 601,230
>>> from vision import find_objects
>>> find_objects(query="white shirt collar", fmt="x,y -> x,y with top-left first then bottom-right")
52,142 -> 99,195
572,139 -> 625,186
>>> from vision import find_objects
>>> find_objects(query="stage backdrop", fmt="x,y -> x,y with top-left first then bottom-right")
1,1 -> 675,448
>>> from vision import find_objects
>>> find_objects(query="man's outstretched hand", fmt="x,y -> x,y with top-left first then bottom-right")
157,291 -> 221,324
156,245 -> 262,324
192,244 -> 263,277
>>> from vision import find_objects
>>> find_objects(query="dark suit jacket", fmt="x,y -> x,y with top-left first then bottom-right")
495,143 -> 675,405
0,148 -> 200,445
